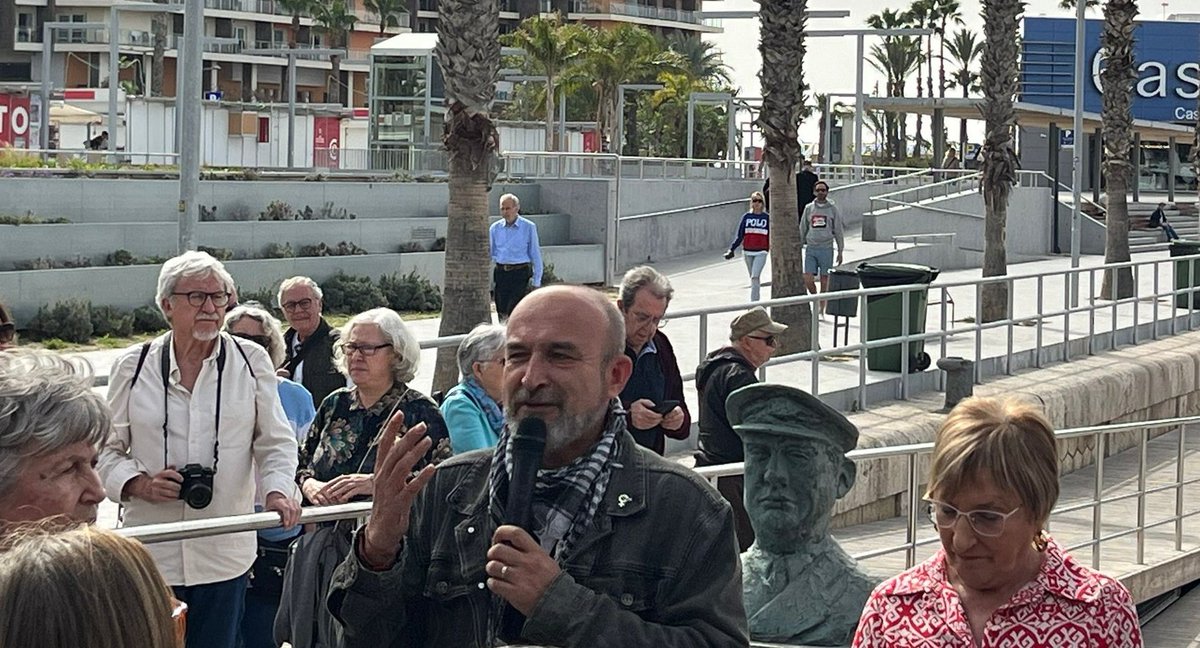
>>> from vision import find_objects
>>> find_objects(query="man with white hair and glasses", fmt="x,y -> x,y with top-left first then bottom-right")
99,251 -> 301,648
489,192 -> 544,319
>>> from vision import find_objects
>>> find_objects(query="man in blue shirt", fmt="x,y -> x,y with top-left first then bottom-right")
489,193 -> 544,319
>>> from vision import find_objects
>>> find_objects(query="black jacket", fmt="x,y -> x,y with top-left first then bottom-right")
327,429 -> 749,648
694,348 -> 758,466
283,318 -> 343,408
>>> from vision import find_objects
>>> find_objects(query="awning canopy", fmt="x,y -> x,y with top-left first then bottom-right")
370,32 -> 438,57
860,97 -> 1194,142
49,101 -> 103,125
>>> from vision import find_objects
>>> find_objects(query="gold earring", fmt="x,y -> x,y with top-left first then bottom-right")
1032,529 -> 1049,553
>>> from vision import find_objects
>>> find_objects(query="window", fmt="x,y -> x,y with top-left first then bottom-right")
257,116 -> 270,143
16,12 -> 35,42
56,14 -> 88,44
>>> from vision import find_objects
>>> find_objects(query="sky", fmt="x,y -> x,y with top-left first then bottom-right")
700,0 -> 1148,151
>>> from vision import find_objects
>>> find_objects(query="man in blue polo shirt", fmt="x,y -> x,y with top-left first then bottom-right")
489,193 -> 544,320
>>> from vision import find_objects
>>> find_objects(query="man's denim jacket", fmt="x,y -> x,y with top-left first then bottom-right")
328,430 -> 749,647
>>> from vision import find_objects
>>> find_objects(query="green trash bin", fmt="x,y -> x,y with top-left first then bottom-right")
825,268 -> 860,318
857,262 -> 940,372
1170,241 -> 1200,309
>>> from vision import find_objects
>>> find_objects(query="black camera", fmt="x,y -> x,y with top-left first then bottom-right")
178,463 -> 215,510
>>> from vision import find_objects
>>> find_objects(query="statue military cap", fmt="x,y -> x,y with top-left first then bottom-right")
727,383 -> 858,452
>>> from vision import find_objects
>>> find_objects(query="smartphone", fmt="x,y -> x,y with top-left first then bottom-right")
653,400 -> 680,415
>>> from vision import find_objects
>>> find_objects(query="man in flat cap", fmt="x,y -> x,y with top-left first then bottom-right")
729,383 -> 875,646
695,306 -> 786,551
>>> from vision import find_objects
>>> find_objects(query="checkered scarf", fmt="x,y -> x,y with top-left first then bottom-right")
487,399 -> 624,562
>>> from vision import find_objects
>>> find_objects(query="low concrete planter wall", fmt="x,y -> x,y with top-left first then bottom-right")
0,245 -> 604,321
0,214 -> 574,270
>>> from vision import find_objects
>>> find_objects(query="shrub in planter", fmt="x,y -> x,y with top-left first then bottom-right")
262,242 -> 295,258
90,305 -> 134,338
322,272 -> 385,314
106,249 -> 137,266
132,304 -> 168,334
380,271 -> 442,312
542,263 -> 563,285
28,300 -> 93,343
197,246 -> 233,261
237,285 -> 279,310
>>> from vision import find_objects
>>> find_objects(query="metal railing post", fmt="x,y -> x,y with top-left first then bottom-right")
906,452 -> 920,568
1092,431 -> 1105,570
1035,276 -> 1044,368
1005,278 -> 1014,375
1088,268 -> 1096,355
1136,427 -> 1148,565
1177,424 -> 1186,552
858,293 -> 869,409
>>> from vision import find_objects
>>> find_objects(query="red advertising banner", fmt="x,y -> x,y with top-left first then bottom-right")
0,94 -> 32,148
312,116 -> 340,169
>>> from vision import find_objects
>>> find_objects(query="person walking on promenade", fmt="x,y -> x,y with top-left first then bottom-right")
725,192 -> 771,302
489,193 -> 544,320
800,181 -> 846,314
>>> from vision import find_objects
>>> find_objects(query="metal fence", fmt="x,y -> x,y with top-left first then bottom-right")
118,414 -> 1200,585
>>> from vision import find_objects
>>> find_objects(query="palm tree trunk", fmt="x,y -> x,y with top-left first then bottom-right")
544,77 -> 556,151
758,0 -> 812,352
432,0 -> 500,392
1099,0 -> 1137,300
328,54 -> 342,105
151,15 -> 166,97
914,64 -> 924,158
959,82 -> 969,162
978,0 -> 1021,322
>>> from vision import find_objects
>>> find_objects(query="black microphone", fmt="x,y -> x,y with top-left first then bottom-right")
498,417 -> 547,641
505,416 -> 547,532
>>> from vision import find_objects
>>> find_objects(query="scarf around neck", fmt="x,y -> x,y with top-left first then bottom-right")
486,399 -> 625,562
458,377 -> 505,435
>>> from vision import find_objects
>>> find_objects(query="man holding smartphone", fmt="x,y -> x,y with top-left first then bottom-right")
616,266 -> 691,455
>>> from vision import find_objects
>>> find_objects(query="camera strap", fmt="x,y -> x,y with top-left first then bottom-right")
159,333 -> 227,472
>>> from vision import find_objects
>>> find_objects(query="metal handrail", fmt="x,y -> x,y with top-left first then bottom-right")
119,415 -> 1200,585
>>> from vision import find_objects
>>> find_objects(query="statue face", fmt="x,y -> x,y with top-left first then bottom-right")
744,433 -> 854,553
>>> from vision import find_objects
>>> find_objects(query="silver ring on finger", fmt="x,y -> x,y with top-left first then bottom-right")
501,565 -> 510,578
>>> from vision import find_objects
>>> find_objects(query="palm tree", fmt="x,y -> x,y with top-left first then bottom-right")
906,0 -> 933,157
946,28 -> 982,155
1098,0 -> 1138,300
977,0 -> 1022,322
930,0 -> 963,98
151,3 -> 167,97
757,0 -> 811,352
364,0 -> 406,36
431,0 -> 501,392
502,15 -> 585,151
664,34 -> 732,85
277,0 -> 314,103
312,0 -> 357,105
868,9 -> 923,160
573,25 -> 681,153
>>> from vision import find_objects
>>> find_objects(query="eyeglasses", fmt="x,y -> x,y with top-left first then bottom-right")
343,342 -> 393,357
171,291 -> 231,308
814,187 -> 829,192
282,298 -> 315,312
630,311 -> 668,328
231,332 -> 271,349
926,499 -> 1022,538
747,334 -> 778,347
751,199 -> 763,204
171,599 -> 188,646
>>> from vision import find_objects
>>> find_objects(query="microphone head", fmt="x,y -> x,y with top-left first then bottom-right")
511,417 -> 548,453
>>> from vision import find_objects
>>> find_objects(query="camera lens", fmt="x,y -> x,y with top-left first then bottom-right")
184,483 -> 213,509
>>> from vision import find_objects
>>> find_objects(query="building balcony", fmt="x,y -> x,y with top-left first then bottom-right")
567,0 -> 717,30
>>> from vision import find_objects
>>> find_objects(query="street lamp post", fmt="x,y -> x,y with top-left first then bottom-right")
1070,0 -> 1087,305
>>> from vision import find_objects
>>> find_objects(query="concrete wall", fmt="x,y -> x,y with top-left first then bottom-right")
867,186 -> 1054,257
1054,202 -> 1107,255
0,214 -> 574,270
0,178 -> 542,222
0,245 -> 605,321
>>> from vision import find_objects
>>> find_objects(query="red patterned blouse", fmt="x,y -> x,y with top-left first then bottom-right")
852,538 -> 1143,647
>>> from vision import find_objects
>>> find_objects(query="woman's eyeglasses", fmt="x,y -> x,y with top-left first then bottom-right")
343,342 -> 394,357
926,499 -> 1021,537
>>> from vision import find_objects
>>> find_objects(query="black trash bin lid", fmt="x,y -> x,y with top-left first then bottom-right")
856,262 -> 940,284
1170,240 -> 1200,254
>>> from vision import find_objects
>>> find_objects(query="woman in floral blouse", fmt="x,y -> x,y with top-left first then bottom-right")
852,396 -> 1142,648
297,308 -> 450,505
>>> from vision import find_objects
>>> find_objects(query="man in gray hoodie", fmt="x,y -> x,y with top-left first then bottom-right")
800,181 -> 846,314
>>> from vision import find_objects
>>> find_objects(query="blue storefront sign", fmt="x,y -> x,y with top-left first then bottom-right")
1021,17 -> 1200,124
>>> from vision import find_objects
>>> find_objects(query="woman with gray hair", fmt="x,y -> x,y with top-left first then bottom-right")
223,304 -> 316,648
296,308 -> 449,506
439,323 -> 506,453
0,349 -> 108,525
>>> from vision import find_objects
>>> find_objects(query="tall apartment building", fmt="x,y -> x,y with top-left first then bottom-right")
0,0 -> 718,110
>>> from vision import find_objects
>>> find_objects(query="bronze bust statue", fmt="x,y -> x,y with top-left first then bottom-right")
728,383 -> 875,646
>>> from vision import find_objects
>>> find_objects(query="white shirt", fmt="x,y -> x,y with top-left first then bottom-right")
289,334 -> 305,384
100,332 -> 299,586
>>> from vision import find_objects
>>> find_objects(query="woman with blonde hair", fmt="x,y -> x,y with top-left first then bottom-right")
853,396 -> 1142,647
0,523 -> 184,648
